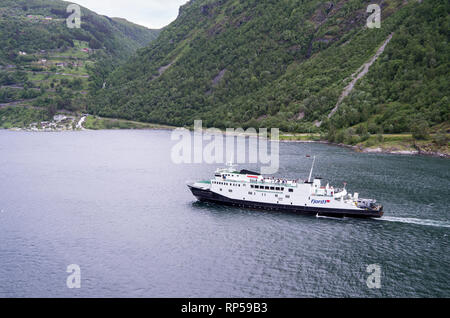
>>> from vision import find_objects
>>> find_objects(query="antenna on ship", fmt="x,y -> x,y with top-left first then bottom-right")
226,151 -> 235,169
308,155 -> 316,183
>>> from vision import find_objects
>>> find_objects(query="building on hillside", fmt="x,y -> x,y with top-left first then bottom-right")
53,115 -> 67,122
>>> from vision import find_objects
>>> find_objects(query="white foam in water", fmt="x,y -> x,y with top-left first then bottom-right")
315,213 -> 346,220
375,216 -> 450,228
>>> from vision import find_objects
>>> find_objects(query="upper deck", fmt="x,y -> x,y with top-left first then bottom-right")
214,167 -> 300,188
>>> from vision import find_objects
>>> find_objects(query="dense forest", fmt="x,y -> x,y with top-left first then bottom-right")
0,0 -> 160,65
0,0 -> 160,125
89,0 -> 449,139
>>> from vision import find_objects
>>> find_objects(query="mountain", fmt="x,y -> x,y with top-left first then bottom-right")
89,0 -> 449,137
0,0 -> 160,65
0,0 -> 160,126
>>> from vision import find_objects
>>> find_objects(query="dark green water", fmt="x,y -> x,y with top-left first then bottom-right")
0,130 -> 448,297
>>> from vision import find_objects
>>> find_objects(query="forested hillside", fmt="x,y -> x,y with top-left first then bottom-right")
90,0 -> 449,138
0,0 -> 159,128
0,0 -> 160,65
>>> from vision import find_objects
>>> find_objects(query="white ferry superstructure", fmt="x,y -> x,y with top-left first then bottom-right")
188,159 -> 383,218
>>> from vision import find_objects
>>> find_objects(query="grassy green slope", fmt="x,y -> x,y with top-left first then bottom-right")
90,0 -> 449,136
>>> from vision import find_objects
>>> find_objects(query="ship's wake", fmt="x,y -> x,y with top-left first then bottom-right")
375,216 -> 450,229
315,214 -> 346,220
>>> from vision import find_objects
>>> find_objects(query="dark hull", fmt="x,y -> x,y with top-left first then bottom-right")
188,186 -> 383,218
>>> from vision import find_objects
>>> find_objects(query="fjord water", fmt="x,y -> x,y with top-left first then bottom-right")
0,130 -> 448,298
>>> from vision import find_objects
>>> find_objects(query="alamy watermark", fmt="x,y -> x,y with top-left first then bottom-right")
66,4 -> 81,29
367,4 -> 381,29
171,120 -> 279,174
66,264 -> 81,289
366,264 -> 381,289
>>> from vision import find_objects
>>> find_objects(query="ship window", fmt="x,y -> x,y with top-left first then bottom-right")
250,185 -> 254,188
289,189 -> 293,192
229,189 -> 232,192
275,194 -> 278,197
285,195 -> 290,198
265,186 -> 269,190
270,187 -> 275,190
248,192 -> 252,195
220,188 -> 222,191
275,187 -> 280,191
281,187 -> 284,191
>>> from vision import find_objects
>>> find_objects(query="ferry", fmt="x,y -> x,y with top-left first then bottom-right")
188,157 -> 383,218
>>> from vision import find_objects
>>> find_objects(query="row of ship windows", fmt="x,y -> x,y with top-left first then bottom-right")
248,192 -> 290,198
213,181 -> 294,193
215,174 -> 237,178
219,188 -> 291,199
251,184 -> 294,192
212,181 -> 242,187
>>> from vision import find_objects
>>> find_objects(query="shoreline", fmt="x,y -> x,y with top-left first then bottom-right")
2,117 -> 448,159
280,139 -> 449,159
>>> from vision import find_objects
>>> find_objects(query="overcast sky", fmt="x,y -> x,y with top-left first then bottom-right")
71,0 -> 189,29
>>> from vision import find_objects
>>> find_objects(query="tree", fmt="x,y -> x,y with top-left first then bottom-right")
432,130 -> 448,147
411,119 -> 430,140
